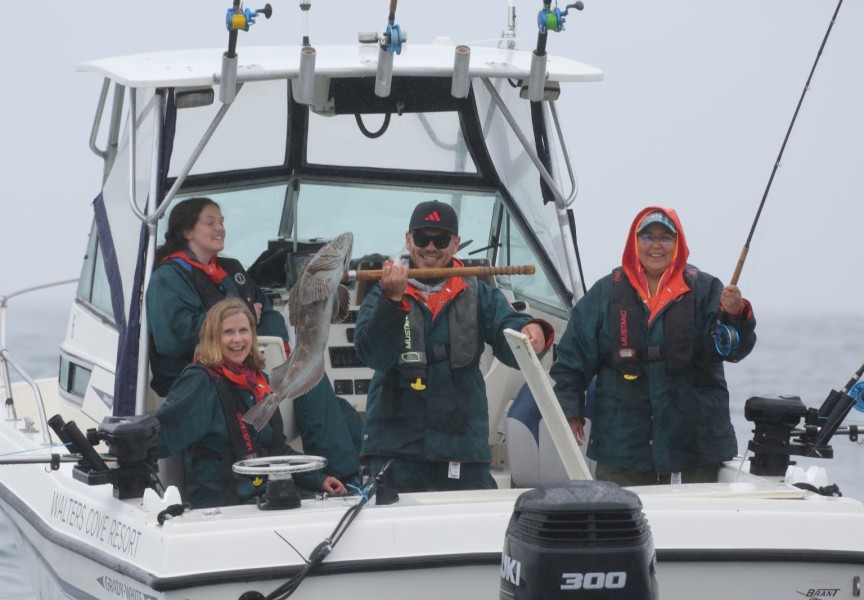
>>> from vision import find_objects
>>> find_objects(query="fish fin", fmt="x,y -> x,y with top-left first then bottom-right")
242,393 -> 280,430
332,284 -> 351,324
269,358 -> 292,386
271,363 -> 326,405
299,270 -> 340,305
306,252 -> 349,276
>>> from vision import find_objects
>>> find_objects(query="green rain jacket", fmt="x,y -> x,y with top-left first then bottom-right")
355,275 -> 543,463
550,207 -> 756,473
153,365 -> 322,508
146,256 -> 289,396
146,254 -> 361,480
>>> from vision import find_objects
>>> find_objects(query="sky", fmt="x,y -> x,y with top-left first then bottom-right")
1,0 -> 862,317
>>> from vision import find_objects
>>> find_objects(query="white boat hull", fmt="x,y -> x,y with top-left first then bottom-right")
2,402 -> 863,600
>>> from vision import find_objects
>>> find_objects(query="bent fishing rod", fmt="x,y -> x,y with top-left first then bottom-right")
715,0 -> 844,357
728,0 -> 844,286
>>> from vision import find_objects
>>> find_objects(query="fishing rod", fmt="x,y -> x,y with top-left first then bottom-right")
343,264 -> 535,282
805,360 -> 864,457
715,0 -> 844,357
0,454 -> 81,467
728,0 -> 844,286
372,0 -> 403,98
241,461 -> 394,600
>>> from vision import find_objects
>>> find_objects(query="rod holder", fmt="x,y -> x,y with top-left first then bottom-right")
220,52 -> 239,104
375,46 -> 394,98
527,51 -> 548,102
294,46 -> 317,104
451,45 -> 471,99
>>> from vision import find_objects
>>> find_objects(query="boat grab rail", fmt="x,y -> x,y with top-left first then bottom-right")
481,78 -> 583,295
130,90 -> 235,227
481,79 -> 576,209
88,79 -> 111,162
1,278 -> 78,447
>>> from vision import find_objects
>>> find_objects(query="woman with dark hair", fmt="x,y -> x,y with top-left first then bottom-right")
153,298 -> 346,508
146,197 -> 362,485
147,197 -> 288,394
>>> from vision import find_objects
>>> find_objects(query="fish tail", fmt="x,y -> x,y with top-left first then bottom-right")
242,394 -> 280,430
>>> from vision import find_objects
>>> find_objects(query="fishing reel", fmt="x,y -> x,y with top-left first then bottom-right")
380,23 -> 404,55
528,2 -> 584,102
357,3 -> 407,98
851,381 -> 864,413
225,3 -> 272,33
221,3 -> 272,104
537,1 -> 584,34
713,322 -> 740,357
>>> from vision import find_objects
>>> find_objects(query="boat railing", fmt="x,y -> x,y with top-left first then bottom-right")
0,279 -> 78,446
481,79 -> 583,295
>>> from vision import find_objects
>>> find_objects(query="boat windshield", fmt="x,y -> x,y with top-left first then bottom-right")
161,180 -> 567,314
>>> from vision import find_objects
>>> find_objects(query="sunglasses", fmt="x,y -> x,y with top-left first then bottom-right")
412,232 -> 453,249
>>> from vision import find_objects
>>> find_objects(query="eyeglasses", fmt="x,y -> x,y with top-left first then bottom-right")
638,233 -> 676,247
412,232 -> 453,249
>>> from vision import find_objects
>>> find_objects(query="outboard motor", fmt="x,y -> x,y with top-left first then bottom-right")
500,480 -> 657,599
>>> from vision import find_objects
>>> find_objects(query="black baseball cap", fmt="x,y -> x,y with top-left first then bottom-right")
409,200 -> 458,234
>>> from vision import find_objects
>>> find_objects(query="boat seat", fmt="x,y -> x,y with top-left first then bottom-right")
258,335 -> 288,374
506,383 -> 570,488
505,382 -> 595,488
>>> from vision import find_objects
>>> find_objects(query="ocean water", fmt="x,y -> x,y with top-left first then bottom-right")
1,300 -> 863,597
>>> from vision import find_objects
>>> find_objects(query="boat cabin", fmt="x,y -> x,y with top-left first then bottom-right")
60,42 -> 602,474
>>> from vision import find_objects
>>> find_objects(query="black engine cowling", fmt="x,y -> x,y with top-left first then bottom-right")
500,480 -> 657,599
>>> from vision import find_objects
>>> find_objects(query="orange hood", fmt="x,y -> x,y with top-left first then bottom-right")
621,206 -> 690,323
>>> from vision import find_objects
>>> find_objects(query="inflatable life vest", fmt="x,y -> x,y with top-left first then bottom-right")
397,276 -> 480,388
161,256 -> 258,317
186,365 -> 284,503
604,265 -> 698,377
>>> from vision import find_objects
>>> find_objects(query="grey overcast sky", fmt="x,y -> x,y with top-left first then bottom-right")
1,0 -> 862,316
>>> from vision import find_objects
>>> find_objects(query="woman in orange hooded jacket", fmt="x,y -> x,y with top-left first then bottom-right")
550,207 -> 756,486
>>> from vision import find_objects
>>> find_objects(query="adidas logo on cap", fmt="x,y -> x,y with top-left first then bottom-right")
409,200 -> 458,234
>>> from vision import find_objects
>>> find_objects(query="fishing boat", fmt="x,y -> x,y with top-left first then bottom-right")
1,2 -> 863,598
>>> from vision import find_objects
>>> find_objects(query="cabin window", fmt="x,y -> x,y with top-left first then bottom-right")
169,80 -> 289,177
292,183 -> 497,260
306,111 -> 477,174
500,215 -> 566,313
76,222 -> 114,319
59,356 -> 90,401
164,181 -> 568,314
160,190 -> 285,269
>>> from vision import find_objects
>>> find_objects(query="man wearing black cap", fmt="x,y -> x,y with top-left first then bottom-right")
353,200 -> 554,492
